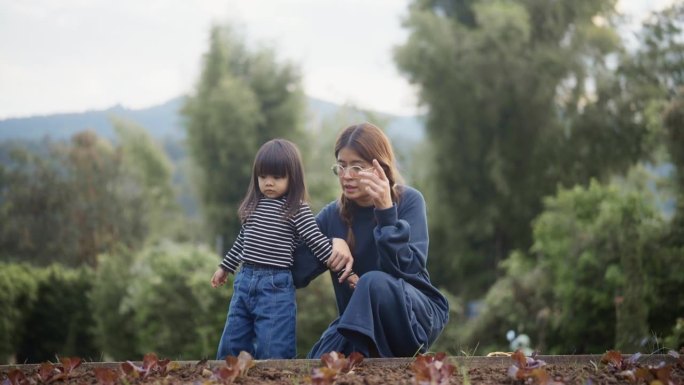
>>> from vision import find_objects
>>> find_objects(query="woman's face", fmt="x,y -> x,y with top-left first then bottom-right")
335,147 -> 374,206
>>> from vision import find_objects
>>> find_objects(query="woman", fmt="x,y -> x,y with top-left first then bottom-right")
293,122 -> 449,358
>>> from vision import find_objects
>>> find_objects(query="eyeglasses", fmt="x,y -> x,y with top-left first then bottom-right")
331,164 -> 373,177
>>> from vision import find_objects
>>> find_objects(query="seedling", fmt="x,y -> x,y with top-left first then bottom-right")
309,351 -> 364,385
411,352 -> 455,385
212,351 -> 255,384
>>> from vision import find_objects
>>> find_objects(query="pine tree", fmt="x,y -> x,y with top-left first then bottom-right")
182,26 -> 305,249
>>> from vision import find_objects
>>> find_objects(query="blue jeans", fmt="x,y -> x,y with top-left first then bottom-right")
216,264 -> 296,359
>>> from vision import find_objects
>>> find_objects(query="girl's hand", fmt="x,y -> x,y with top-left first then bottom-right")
358,159 -> 392,210
211,268 -> 228,288
328,238 -> 354,283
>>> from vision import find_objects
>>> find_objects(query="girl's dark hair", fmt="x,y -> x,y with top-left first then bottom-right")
334,122 -> 404,250
238,139 -> 307,222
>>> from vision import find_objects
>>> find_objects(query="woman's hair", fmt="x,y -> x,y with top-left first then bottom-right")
334,122 -> 404,249
238,139 -> 307,222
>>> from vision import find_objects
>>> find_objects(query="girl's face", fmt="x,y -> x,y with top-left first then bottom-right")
335,147 -> 375,207
258,174 -> 289,199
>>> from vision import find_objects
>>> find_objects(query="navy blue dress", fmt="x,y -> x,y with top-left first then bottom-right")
292,186 -> 449,358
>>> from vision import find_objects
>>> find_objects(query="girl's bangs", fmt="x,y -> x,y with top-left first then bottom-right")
254,148 -> 288,177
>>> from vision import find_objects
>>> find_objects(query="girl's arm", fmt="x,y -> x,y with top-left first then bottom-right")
219,226 -> 246,273
292,203 -> 333,264
291,203 -> 335,288
373,187 -> 429,277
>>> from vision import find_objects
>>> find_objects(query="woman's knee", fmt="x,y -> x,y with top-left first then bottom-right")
356,270 -> 393,290
355,271 -> 400,309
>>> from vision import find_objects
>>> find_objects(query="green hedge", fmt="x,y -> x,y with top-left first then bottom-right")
97,242 -> 230,360
0,263 -> 98,363
0,243 -> 361,363
0,263 -> 38,362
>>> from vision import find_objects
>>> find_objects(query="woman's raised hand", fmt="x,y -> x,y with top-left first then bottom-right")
359,159 -> 392,210
328,238 -> 354,283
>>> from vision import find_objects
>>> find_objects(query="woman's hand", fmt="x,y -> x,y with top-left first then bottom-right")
328,238 -> 354,283
358,159 -> 392,210
211,268 -> 228,288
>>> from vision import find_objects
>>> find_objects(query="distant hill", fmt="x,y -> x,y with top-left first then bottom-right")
0,96 -> 425,143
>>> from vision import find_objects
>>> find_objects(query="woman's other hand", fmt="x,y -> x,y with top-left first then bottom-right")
346,272 -> 359,289
329,238 -> 354,283
359,159 -> 392,210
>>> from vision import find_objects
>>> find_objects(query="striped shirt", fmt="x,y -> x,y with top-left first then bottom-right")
220,197 -> 332,273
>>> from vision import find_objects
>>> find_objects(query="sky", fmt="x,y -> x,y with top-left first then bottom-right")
0,0 -> 676,120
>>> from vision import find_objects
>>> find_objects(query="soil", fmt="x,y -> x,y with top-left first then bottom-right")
2,354 -> 682,385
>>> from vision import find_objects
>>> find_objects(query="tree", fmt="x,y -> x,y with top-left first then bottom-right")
457,180 -> 661,354
395,0 -> 650,299
0,127 -> 176,267
113,118 -> 180,242
183,25 -> 305,249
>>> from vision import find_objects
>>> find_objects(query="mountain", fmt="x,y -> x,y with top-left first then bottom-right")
0,96 -> 424,143
0,97 -> 185,141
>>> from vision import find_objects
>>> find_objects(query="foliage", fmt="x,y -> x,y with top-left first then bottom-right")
113,118 -> 180,242
295,274 -> 339,356
395,0 -> 656,300
664,319 -> 684,351
0,263 -> 38,362
427,288 -> 465,355
89,248 -> 140,360
529,181 -> 660,353
182,25 -> 305,248
15,264 -> 98,363
309,351 -> 363,385
121,353 -> 174,380
211,351 -> 255,384
458,180 -> 665,354
0,128 -> 177,267
411,352 -> 455,385
624,2 -> 684,246
506,350 -> 557,384
118,241 -> 229,359
598,350 -> 680,384
3,357 -> 82,385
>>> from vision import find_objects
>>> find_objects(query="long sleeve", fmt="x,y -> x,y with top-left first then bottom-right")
373,187 -> 429,278
220,226 -> 245,273
292,203 -> 333,264
292,202 -> 336,288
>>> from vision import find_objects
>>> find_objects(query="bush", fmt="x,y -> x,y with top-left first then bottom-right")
15,264 -> 98,363
117,241 -> 229,359
0,263 -> 38,363
459,180 -> 665,354
90,247 -> 140,360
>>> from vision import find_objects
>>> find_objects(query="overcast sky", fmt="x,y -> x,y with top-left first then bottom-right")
0,0 -> 675,119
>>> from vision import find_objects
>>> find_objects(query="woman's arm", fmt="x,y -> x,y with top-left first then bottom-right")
373,187 -> 429,277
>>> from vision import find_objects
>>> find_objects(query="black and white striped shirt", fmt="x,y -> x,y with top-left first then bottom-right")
220,197 -> 332,273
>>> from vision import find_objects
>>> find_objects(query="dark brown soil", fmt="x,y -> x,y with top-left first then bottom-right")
2,355 -> 682,385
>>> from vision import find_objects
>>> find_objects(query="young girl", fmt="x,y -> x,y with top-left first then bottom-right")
211,138 -> 356,360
